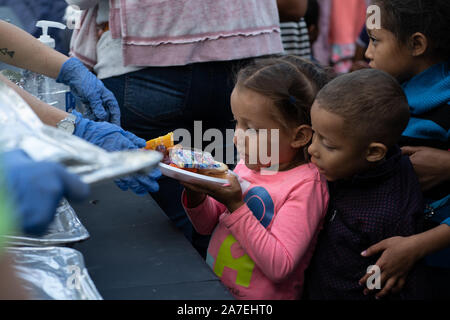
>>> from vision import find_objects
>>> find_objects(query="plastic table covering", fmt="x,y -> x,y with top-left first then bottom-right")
71,179 -> 233,300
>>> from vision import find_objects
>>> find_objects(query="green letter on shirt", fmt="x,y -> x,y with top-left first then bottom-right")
214,234 -> 255,287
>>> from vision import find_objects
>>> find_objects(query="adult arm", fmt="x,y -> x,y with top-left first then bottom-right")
0,74 -> 68,125
0,75 -> 160,194
402,146 -> 450,191
359,224 -> 450,298
358,147 -> 450,298
0,20 -> 121,124
0,20 -> 68,79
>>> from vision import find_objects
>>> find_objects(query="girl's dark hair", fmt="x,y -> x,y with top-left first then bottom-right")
235,55 -> 332,130
235,55 -> 333,161
374,0 -> 450,60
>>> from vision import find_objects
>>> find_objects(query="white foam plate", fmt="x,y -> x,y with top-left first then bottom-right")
159,163 -> 229,185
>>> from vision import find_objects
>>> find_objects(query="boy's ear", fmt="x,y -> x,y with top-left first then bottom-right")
365,142 -> 388,162
291,125 -> 313,149
409,32 -> 428,57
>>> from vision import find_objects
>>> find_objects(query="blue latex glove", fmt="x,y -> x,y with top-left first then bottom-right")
72,111 -> 161,194
1,149 -> 90,236
56,57 -> 121,125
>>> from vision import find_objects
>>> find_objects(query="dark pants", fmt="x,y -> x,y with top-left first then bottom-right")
102,59 -> 249,258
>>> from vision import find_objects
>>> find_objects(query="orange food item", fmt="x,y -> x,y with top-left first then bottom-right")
145,132 -> 174,150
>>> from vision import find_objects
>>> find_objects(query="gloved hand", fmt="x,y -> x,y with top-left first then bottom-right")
72,111 -> 161,194
1,149 -> 90,236
56,57 -> 121,125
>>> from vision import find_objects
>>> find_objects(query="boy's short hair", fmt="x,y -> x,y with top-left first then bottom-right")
315,69 -> 410,148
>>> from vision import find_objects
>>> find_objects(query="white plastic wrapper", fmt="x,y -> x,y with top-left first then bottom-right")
8,246 -> 102,300
0,82 -> 162,184
4,199 -> 89,246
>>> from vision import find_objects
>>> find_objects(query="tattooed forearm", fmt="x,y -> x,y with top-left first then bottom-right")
0,48 -> 15,58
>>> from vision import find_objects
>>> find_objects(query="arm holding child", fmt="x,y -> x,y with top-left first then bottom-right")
360,147 -> 450,298
360,224 -> 450,298
401,146 -> 450,192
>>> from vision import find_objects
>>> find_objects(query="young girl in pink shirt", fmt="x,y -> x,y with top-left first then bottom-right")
181,56 -> 330,299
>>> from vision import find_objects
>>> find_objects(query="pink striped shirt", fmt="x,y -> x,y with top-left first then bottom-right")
69,0 -> 284,68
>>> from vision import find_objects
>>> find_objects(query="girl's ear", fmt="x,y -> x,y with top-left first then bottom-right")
409,32 -> 428,57
291,125 -> 313,149
365,142 -> 388,162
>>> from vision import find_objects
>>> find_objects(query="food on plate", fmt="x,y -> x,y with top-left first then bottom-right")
145,132 -> 174,164
169,147 -> 229,179
146,133 -> 230,180
195,161 -> 229,179
145,132 -> 174,151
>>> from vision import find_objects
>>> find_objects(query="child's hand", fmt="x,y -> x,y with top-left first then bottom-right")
358,235 -> 421,299
182,175 -> 244,213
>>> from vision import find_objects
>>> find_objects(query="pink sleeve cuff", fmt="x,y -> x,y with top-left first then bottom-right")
181,189 -> 207,215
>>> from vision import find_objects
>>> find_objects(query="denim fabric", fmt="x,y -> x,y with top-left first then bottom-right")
102,59 -> 251,258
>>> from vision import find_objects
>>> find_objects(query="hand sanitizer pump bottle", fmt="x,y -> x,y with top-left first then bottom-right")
22,20 -> 76,112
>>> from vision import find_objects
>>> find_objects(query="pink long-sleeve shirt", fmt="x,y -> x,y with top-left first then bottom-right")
183,162 -> 329,300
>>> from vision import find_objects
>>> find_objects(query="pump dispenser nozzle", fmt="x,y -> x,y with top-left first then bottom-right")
36,20 -> 67,48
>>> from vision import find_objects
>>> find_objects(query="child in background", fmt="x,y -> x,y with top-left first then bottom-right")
305,69 -> 427,300
304,0 -> 320,49
360,0 -> 450,299
328,0 -> 367,73
278,0 -> 312,59
181,56 -> 330,299
280,18 -> 312,59
366,0 -> 449,152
